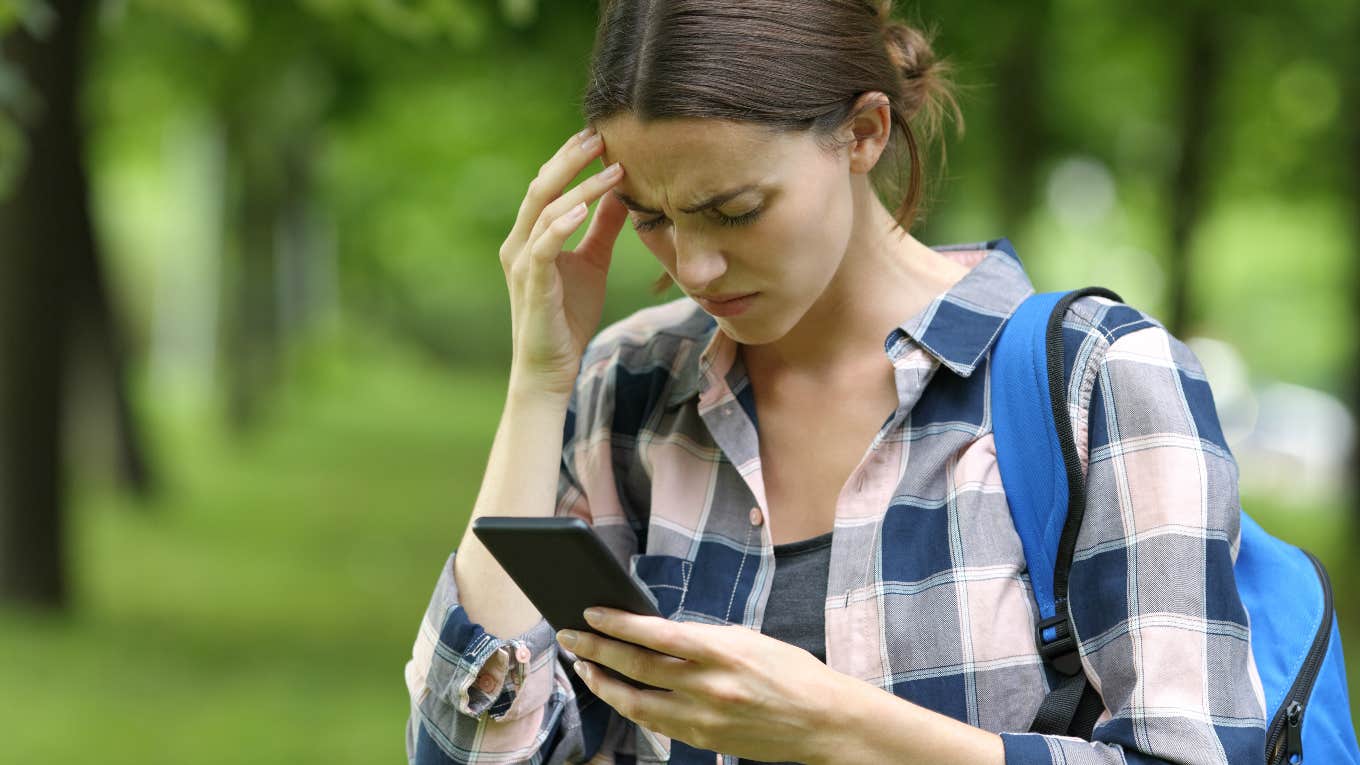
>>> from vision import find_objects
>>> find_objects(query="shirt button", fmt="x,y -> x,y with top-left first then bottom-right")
475,671 -> 498,693
515,643 -> 532,663
749,507 -> 763,526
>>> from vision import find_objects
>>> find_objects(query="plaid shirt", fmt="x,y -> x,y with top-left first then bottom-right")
405,238 -> 1268,764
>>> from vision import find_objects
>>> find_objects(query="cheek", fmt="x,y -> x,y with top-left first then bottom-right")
639,233 -> 677,273
758,205 -> 836,272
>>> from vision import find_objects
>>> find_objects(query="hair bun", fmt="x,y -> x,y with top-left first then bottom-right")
883,20 -> 934,81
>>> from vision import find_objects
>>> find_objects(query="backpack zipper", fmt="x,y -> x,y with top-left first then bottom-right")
1265,548 -> 1333,764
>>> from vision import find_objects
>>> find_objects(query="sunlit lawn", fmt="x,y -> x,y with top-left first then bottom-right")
0,338 -> 506,764
0,336 -> 1355,762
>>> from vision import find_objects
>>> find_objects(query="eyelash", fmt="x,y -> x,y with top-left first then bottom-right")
633,207 -> 764,233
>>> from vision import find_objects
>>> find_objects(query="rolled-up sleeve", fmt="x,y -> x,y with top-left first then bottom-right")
405,547 -> 582,764
405,550 -> 561,717
405,349 -> 633,764
1001,315 -> 1268,763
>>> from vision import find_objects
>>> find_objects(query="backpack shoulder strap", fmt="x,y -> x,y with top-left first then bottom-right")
990,285 -> 1122,737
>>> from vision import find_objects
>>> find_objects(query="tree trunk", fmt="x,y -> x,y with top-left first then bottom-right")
0,0 -> 94,608
993,0 -> 1052,243
67,212 -> 154,497
1165,4 -> 1221,338
220,114 -> 283,432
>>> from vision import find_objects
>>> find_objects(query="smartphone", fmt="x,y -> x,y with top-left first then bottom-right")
471,516 -> 670,691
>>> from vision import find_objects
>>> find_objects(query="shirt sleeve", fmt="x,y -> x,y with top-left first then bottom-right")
404,349 -> 637,764
1000,307 -> 1268,764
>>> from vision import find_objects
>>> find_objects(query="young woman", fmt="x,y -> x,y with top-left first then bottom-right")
404,2 -> 1267,763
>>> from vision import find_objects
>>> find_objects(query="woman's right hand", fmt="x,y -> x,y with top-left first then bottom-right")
500,126 -> 630,399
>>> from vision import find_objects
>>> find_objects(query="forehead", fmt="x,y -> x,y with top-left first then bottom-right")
597,116 -> 806,203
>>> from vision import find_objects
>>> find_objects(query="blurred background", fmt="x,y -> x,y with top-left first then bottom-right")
1,0 -> 1357,761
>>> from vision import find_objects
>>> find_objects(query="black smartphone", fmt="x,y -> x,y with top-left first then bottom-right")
471,516 -> 670,691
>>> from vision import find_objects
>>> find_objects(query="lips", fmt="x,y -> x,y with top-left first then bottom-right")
695,292 -> 758,317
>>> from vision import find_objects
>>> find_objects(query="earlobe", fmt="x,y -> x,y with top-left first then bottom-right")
852,136 -> 888,174
848,125 -> 890,175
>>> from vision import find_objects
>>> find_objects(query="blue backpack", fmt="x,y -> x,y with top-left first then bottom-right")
990,286 -> 1360,764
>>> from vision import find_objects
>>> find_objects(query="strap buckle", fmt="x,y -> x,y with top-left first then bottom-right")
1035,612 -> 1083,676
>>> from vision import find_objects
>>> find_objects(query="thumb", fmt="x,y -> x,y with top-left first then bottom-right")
574,190 -> 630,272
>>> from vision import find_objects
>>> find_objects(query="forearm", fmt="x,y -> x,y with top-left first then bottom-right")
807,672 -> 1006,765
451,380 -> 571,639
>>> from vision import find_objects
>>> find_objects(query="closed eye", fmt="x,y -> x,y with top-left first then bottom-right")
633,206 -> 764,233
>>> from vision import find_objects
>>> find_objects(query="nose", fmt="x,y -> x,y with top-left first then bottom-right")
673,229 -> 728,293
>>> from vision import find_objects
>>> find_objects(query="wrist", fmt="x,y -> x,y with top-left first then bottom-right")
803,669 -> 868,765
505,374 -> 573,410
810,673 -> 1007,765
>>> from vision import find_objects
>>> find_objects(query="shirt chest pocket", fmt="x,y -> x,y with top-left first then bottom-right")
628,553 -> 692,619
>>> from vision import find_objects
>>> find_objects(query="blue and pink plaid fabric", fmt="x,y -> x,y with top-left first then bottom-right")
406,238 -> 1267,764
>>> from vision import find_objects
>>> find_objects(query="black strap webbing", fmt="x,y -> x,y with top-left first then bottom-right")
1029,669 -> 1105,738
1026,286 -> 1123,740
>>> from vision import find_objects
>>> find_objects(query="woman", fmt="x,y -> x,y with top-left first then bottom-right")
404,1 -> 1267,763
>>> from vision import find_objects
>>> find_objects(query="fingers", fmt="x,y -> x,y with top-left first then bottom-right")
507,127 -> 608,253
574,189 -> 630,272
525,199 -> 591,296
572,658 -> 672,733
559,628 -> 693,691
578,607 -> 722,664
526,158 -> 624,249
520,164 -> 626,293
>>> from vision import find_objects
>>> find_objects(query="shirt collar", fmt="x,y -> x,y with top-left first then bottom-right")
665,319 -> 722,407
664,236 -> 1035,407
888,237 -> 1035,378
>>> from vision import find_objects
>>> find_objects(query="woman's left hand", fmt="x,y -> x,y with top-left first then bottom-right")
557,606 -> 844,763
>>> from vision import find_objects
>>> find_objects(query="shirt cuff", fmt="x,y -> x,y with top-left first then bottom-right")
1000,732 -> 1055,764
1001,731 -> 1136,764
407,551 -> 559,722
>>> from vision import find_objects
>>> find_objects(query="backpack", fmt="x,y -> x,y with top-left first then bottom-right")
989,286 -> 1360,764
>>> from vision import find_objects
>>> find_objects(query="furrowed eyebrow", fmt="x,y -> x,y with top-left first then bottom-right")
615,184 -> 761,215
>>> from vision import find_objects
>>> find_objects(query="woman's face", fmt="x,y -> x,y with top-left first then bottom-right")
596,115 -> 856,346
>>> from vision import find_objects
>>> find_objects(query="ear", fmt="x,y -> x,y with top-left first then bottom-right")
841,91 -> 893,174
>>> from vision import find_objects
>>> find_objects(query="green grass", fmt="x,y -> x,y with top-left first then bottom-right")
0,342 -> 1356,762
0,343 -> 508,764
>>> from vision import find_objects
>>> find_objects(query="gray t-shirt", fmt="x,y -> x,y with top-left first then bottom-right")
735,529 -> 832,765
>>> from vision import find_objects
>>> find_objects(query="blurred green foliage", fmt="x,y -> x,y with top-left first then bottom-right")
0,334 -> 502,763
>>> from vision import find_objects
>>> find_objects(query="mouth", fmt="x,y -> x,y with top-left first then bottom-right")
695,292 -> 758,317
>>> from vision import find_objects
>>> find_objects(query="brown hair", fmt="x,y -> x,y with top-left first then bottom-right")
580,0 -> 965,296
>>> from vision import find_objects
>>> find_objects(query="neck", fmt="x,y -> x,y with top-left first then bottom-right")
742,183 -> 971,384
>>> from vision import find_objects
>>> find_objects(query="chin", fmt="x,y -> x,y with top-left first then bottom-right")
715,316 -> 787,347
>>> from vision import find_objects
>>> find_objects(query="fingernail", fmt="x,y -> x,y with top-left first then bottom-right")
583,607 -> 604,623
576,125 -> 596,141
573,660 -> 589,678
581,134 -> 602,152
556,629 -> 578,648
601,162 -> 622,179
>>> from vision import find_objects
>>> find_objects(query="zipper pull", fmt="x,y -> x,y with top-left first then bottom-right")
1285,700 -> 1304,763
